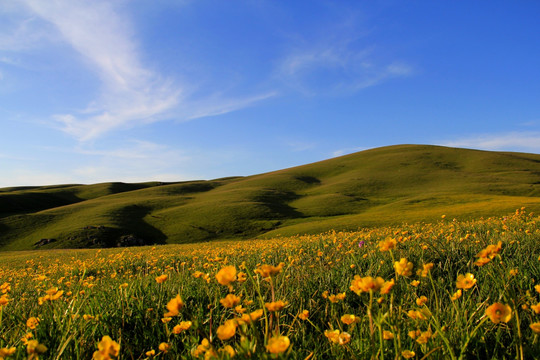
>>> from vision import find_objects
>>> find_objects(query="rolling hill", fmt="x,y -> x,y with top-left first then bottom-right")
1,144 -> 540,251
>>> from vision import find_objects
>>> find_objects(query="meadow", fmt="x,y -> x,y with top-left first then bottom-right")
1,208 -> 539,359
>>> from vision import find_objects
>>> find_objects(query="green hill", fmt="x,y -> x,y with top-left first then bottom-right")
1,144 -> 540,251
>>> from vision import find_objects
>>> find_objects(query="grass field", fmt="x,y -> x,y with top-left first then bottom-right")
1,208 -> 539,359
2,145 -> 540,251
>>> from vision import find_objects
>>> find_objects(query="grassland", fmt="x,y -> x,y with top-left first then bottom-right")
1,209 -> 539,359
1,145 -> 540,251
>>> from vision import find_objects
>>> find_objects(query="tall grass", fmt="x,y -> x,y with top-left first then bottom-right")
1,208 -> 539,359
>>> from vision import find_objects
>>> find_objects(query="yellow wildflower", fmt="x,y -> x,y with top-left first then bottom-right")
298,310 -> 309,320
266,335 -> 290,354
485,303 -> 512,324
341,314 -> 358,325
255,263 -> 285,278
0,347 -> 16,359
394,258 -> 413,277
416,296 -> 428,306
164,294 -> 183,317
417,263 -> 434,277
530,322 -> 540,334
383,331 -> 394,340
378,237 -> 397,251
350,275 -> 384,294
265,300 -> 288,312
531,303 -> 540,314
172,321 -> 192,334
216,319 -> 237,340
93,336 -> 119,360
451,289 -> 462,301
145,350 -> 155,357
155,274 -> 168,283
402,350 -> 416,359
216,266 -> 237,286
219,345 -> 236,357
26,317 -> 40,329
220,294 -> 241,308
158,343 -> 170,353
27,340 -> 47,360
456,273 -> 476,290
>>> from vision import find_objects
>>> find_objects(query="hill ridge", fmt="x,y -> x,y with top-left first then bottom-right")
1,144 -> 540,251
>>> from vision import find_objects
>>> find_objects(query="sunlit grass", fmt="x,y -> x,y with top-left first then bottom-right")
1,208 -> 539,359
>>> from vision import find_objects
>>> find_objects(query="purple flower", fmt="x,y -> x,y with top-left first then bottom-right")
358,241 -> 365,248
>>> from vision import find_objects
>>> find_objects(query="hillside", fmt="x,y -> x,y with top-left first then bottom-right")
1,144 -> 540,251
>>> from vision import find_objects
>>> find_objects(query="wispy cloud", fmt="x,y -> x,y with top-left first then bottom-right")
2,1 -> 274,141
442,131 -> 540,154
278,39 -> 412,95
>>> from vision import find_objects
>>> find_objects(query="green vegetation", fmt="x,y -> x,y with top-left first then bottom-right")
1,144 -> 540,251
0,210 -> 539,359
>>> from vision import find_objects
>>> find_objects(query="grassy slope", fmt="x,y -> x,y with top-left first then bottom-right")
1,144 -> 540,251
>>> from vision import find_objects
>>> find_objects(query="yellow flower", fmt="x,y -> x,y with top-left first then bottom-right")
408,330 -> 421,339
265,300 -> 288,312
192,339 -> 211,358
450,289 -> 462,301
93,336 -> 119,360
416,329 -> 432,344
509,269 -> 518,276
324,330 -> 351,345
145,350 -> 155,357
237,272 -> 247,283
416,296 -> 428,306
417,263 -> 434,277
298,310 -> 309,320
216,266 -> 237,286
26,317 -> 40,329
456,273 -> 476,290
240,309 -> 264,324
158,343 -> 170,353
485,303 -> 512,324
164,294 -> 184,317
172,321 -> 192,334
383,331 -> 394,340
410,280 -> 420,287
328,292 -> 346,303
155,274 -> 168,283
531,303 -> 540,314
83,314 -> 95,321
474,257 -> 492,266
220,294 -> 241,308
0,295 -> 8,307
341,314 -> 358,325
380,279 -> 396,294
378,237 -> 397,251
219,345 -> 236,357
27,340 -> 47,360
350,275 -> 385,294
161,317 -> 172,323
324,330 -> 340,343
255,263 -> 285,278
530,322 -> 540,334
402,350 -> 416,358
266,335 -> 290,354
394,258 -> 413,277
476,241 -> 502,259
216,319 -> 237,340
0,347 -> 16,359
536,284 -> 540,294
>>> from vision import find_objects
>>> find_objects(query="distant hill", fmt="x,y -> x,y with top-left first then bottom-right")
1,144 -> 540,251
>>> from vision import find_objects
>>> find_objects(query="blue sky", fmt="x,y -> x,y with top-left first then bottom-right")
1,1 -> 539,187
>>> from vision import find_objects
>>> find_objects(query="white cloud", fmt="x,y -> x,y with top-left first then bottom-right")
2,0 -> 274,141
278,40 -> 412,95
441,131 -> 540,154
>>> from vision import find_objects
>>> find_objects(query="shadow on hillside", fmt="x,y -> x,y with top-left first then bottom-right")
114,205 -> 168,245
